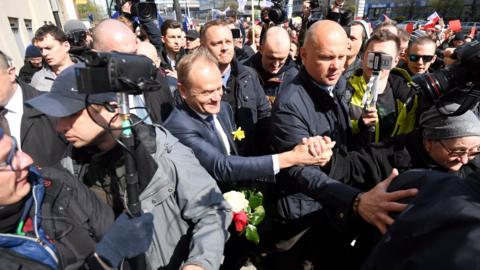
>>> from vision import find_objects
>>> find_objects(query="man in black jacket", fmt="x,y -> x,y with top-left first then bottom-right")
0,130 -> 153,270
0,50 -> 67,167
268,20 -> 417,270
245,26 -> 299,104
201,19 -> 271,155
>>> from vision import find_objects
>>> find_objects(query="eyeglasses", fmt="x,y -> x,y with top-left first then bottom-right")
409,54 -> 435,62
437,140 -> 480,158
0,136 -> 19,171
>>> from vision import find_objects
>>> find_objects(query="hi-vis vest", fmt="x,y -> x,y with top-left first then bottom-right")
348,68 -> 418,143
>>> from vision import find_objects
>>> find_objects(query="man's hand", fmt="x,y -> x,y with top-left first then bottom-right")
166,69 -> 178,79
361,107 -> 378,127
301,136 -> 336,167
182,265 -> 205,270
358,169 -> 418,234
278,136 -> 335,168
443,48 -> 457,65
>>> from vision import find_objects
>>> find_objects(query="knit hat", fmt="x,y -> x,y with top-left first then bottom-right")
420,103 -> 480,140
25,45 -> 41,58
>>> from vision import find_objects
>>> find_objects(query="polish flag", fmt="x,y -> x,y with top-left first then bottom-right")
423,11 -> 440,29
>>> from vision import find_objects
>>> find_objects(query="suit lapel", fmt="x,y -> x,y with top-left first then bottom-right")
180,103 -> 227,154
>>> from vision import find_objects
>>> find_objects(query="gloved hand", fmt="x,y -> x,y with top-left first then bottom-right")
96,212 -> 154,268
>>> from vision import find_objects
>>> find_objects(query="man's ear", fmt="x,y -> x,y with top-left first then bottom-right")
7,67 -> 16,83
63,41 -> 71,53
161,35 -> 166,44
177,82 -> 187,100
299,46 -> 306,64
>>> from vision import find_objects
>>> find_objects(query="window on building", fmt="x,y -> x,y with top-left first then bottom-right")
9,17 -> 25,58
24,19 -> 34,41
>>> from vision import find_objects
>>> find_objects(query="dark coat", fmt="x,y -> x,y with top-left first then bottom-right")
143,69 -> 178,124
270,68 -> 360,223
18,62 -> 41,84
361,169 -> 480,270
225,60 -> 271,155
164,102 -> 274,191
20,80 -> 68,167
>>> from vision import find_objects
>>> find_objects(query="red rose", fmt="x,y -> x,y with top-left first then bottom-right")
233,211 -> 248,232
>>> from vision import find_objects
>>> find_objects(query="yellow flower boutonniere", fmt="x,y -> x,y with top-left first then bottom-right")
232,127 -> 245,141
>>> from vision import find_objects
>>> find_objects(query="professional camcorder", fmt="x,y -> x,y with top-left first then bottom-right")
131,0 -> 157,22
412,41 -> 480,115
75,51 -> 157,94
266,0 -> 288,25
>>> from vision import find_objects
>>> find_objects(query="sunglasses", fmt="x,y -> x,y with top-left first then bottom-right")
409,54 -> 435,62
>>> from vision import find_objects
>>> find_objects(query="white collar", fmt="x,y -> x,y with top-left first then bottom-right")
5,84 -> 23,114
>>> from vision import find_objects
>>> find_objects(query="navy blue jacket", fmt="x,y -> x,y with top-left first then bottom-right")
164,102 -> 274,189
270,68 -> 360,223
224,60 -> 271,155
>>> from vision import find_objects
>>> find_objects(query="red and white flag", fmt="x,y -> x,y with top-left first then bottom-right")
423,11 -> 440,29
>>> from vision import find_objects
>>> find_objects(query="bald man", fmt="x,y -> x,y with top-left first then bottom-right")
268,20 -> 416,269
245,26 -> 299,103
92,19 -> 174,124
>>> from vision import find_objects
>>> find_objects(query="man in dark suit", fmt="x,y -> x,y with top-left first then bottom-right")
164,48 -> 329,270
200,19 -> 271,156
268,20 -> 417,269
0,50 -> 66,167
165,49 -> 327,189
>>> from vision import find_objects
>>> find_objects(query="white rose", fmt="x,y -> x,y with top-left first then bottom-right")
223,191 -> 249,213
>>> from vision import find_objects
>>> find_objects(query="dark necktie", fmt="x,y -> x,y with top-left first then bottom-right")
0,108 -> 10,136
205,115 -> 216,131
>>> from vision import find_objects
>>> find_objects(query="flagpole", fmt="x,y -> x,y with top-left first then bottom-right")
252,0 -> 255,47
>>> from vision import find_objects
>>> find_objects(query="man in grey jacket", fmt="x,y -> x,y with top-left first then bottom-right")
27,63 -> 232,270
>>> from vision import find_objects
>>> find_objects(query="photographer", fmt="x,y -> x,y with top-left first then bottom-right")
348,30 -> 417,144
26,62 -> 232,270
94,19 -> 175,124
64,19 -> 93,56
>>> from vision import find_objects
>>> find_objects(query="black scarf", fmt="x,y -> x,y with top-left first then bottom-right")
0,197 -> 27,233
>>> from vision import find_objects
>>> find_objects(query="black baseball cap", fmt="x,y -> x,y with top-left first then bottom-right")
26,63 -> 116,117
186,30 -> 200,40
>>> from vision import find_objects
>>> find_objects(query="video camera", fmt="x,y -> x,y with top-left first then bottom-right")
67,30 -> 87,48
367,52 -> 393,72
131,0 -> 157,22
266,0 -> 287,25
412,41 -> 480,115
75,51 -> 157,95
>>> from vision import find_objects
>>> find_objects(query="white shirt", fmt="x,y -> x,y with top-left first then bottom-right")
5,84 -> 24,149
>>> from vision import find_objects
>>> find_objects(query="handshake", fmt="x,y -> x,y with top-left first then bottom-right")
278,136 -> 336,168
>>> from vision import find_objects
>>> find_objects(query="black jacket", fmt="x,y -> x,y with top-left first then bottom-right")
20,80 -> 68,167
18,62 -> 41,84
270,67 -> 360,223
143,69 -> 178,124
361,169 -> 480,270
224,59 -> 271,155
245,52 -> 299,99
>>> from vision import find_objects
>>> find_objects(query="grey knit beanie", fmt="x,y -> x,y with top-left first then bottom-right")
420,103 -> 480,140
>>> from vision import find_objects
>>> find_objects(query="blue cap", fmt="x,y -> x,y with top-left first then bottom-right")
25,45 -> 41,58
26,64 -> 116,117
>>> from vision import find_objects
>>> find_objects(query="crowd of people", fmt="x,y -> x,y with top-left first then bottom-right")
2,0 -> 480,269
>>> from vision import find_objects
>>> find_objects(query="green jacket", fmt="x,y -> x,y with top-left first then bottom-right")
347,68 -> 418,143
